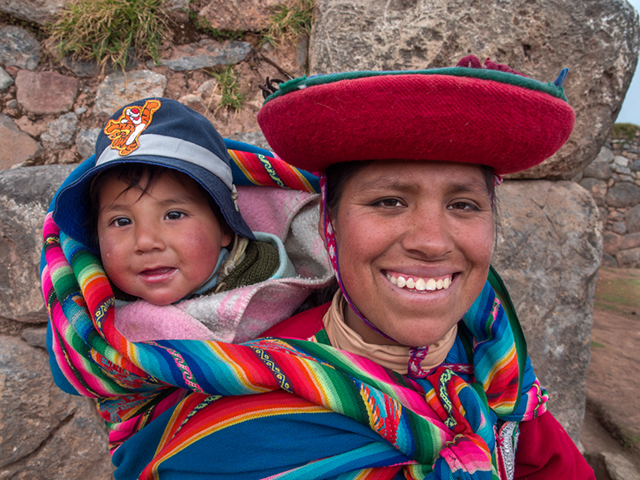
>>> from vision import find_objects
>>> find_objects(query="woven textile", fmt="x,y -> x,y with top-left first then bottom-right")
43,208 -> 547,478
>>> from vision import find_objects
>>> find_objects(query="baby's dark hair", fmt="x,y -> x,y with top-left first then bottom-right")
88,163 -> 228,249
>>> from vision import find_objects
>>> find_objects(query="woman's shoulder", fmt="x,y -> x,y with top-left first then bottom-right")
260,302 -> 331,339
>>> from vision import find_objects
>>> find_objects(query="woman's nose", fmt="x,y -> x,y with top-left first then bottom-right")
400,209 -> 454,259
133,221 -> 165,253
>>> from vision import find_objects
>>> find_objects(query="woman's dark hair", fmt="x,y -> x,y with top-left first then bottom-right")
88,164 -> 228,249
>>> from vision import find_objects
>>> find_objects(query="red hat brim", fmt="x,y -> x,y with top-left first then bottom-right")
257,70 -> 575,175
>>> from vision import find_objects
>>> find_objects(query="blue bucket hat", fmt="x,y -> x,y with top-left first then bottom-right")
53,97 -> 255,252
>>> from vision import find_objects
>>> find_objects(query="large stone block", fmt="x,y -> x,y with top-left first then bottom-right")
0,0 -> 66,26
492,180 -> 602,441
0,165 -> 75,323
309,0 -> 640,180
0,335 -> 113,479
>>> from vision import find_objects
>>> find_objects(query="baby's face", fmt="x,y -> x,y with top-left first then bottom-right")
97,172 -> 232,305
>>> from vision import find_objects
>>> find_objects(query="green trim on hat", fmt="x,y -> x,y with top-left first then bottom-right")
263,67 -> 568,104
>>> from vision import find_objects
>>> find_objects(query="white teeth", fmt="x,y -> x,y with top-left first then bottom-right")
387,273 -> 452,291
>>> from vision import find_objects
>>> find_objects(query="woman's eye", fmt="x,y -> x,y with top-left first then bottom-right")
448,201 -> 478,211
373,198 -> 403,208
165,211 -> 185,220
111,217 -> 131,227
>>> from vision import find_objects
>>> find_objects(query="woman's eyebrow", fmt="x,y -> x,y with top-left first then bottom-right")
357,177 -> 489,194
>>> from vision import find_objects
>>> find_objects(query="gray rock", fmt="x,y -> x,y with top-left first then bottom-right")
227,130 -> 271,152
198,0 -> 280,31
605,182 -> 640,208
625,204 -> 640,233
603,452 -> 640,480
76,128 -> 101,160
0,335 -> 113,478
61,55 -> 138,78
0,165 -> 75,323
630,160 -> 640,171
595,146 -> 615,164
612,221 -> 627,235
616,246 -> 640,267
603,231 -> 624,256
614,155 -> 630,167
74,106 -> 87,115
493,180 -> 602,442
0,26 -> 40,70
0,114 -> 41,170
41,113 -> 79,150
580,178 -> 607,206
0,0 -> 66,26
94,70 -> 167,116
621,231 -> 640,250
0,66 -> 13,90
601,252 -> 618,267
583,161 -> 612,181
309,0 -> 640,180
150,40 -> 252,71
21,326 -> 47,349
16,70 -> 79,115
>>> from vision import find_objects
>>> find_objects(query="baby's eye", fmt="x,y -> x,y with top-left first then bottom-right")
111,217 -> 131,227
447,201 -> 478,211
165,211 -> 185,220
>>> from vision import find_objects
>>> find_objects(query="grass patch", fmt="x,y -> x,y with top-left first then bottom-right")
208,65 -> 244,111
595,276 -> 640,309
45,0 -> 170,72
591,341 -> 605,348
263,0 -> 315,47
611,123 -> 640,142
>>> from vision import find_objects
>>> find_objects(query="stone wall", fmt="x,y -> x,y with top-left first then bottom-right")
580,128 -> 640,267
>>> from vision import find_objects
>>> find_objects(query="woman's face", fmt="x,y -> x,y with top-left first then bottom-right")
331,160 -> 494,347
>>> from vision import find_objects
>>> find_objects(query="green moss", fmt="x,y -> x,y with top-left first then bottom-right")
46,0 -> 169,72
611,123 -> 640,142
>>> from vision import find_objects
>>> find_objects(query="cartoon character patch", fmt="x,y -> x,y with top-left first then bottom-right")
104,99 -> 161,156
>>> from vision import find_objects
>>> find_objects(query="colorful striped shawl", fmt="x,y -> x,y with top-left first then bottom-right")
43,145 -> 548,479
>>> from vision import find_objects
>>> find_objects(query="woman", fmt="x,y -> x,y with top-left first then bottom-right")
44,56 -> 594,479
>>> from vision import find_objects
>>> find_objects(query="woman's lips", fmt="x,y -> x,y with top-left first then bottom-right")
139,267 -> 176,283
384,272 -> 453,291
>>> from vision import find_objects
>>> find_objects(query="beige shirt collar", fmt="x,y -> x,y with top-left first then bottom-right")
323,291 -> 458,376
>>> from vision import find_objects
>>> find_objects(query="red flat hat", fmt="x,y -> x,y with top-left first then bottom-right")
257,60 -> 575,175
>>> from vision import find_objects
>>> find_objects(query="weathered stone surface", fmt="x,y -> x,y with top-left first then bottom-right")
0,114 -> 41,170
601,252 -> 618,267
624,204 -> 640,233
41,113 -> 79,150
583,160 -> 612,181
616,246 -> 640,267
259,37 -> 308,78
227,130 -> 271,151
580,178 -> 608,206
16,70 -> 79,115
605,182 -> 640,208
612,221 -> 627,235
198,0 -> 279,31
603,231 -> 623,256
0,66 -> 13,90
0,335 -> 113,479
603,452 -> 640,480
150,40 -> 252,71
76,128 -> 101,160
309,0 -> 640,180
0,165 -> 75,323
21,326 -> 47,349
620,231 -> 640,250
178,93 -> 207,113
94,70 -> 167,116
492,180 -> 602,441
0,0 -> 66,25
0,26 -> 40,70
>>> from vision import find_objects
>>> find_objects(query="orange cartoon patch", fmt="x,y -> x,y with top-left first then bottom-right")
104,99 -> 161,156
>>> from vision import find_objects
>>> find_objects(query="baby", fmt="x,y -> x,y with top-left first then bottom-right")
53,98 -> 289,316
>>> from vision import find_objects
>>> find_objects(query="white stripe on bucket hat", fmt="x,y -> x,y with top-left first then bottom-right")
96,133 -> 233,189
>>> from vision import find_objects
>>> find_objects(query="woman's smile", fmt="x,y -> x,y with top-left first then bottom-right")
331,160 -> 495,347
